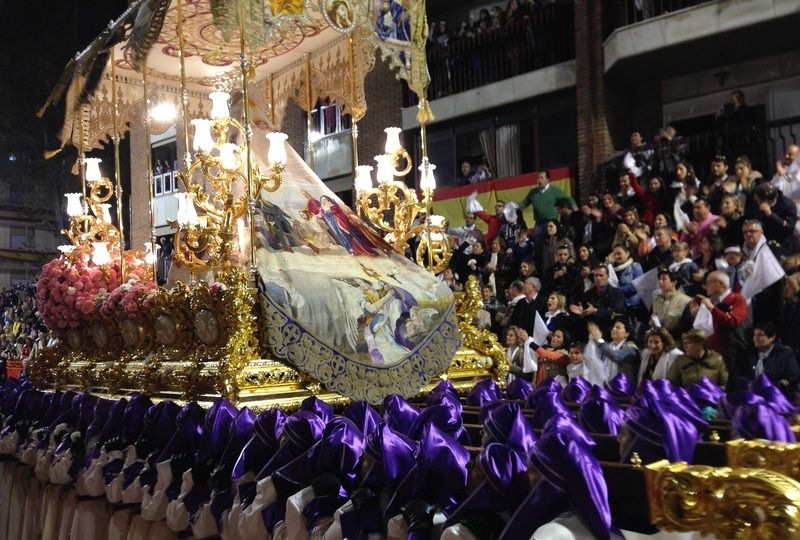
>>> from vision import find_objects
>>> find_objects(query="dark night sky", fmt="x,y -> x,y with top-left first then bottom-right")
0,0 -> 129,209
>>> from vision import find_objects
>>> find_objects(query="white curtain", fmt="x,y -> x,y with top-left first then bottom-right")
478,128 -> 496,174
495,123 -> 521,178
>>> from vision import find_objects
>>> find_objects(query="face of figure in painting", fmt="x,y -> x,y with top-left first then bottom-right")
320,196 -> 334,211
647,334 -> 665,355
336,3 -> 349,21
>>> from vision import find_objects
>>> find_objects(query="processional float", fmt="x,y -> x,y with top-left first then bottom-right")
34,0 -> 505,409
28,1 -> 800,536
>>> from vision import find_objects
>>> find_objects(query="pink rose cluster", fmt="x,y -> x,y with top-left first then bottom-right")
36,247 -> 154,329
99,278 -> 156,319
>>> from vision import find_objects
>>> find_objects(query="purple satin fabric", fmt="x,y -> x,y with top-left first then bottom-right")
300,396 -> 334,423
733,400 -> 797,442
98,398 -> 127,445
623,398 -> 699,464
751,374 -> 795,416
208,399 -> 237,459
383,394 -> 420,436
363,424 -> 417,493
386,425 -> 470,519
579,386 -> 624,435
343,401 -> 381,437
445,443 -> 528,527
426,380 -> 460,406
216,406 -> 254,474
257,411 -> 325,480
482,401 -> 536,456
466,378 -> 502,407
408,395 -> 468,444
232,408 -> 285,480
313,417 -> 366,492
120,393 -> 153,443
687,377 -> 725,408
516,415 -> 615,540
720,390 -> 765,420
506,378 -> 533,401
85,398 -> 112,442
605,373 -> 635,398
530,392 -> 574,429
562,376 -> 592,403
158,401 -> 205,461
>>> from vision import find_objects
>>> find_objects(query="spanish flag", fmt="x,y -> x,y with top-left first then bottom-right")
431,166 -> 573,231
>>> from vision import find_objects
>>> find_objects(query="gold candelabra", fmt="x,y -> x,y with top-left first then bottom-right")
171,91 -> 284,273
355,127 -> 451,273
62,157 -> 122,267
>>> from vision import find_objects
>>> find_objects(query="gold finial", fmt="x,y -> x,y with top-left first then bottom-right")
631,452 -> 643,468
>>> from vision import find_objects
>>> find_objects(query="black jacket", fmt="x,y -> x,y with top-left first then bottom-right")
741,343 -> 800,398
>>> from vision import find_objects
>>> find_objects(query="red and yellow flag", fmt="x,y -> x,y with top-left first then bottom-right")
431,166 -> 573,232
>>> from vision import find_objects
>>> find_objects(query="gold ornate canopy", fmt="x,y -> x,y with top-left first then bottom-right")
41,0 -> 430,153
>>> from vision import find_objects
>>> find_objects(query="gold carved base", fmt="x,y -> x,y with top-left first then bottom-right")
28,272 -> 503,409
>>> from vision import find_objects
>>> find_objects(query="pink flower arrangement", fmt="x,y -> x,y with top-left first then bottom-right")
99,277 -> 156,319
36,245 -> 154,329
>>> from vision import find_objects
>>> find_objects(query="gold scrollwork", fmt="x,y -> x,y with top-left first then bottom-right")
644,459 -> 800,538
454,275 -> 507,385
727,438 -> 800,483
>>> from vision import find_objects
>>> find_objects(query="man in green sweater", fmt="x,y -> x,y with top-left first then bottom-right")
518,170 -> 574,270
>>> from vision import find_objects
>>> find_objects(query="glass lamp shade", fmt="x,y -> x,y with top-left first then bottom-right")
266,132 -> 288,165
429,214 -> 446,228
354,165 -> 374,193
57,245 -> 76,256
84,157 -> 103,182
144,241 -> 160,264
375,155 -> 393,184
91,242 -> 111,266
209,91 -> 230,120
151,101 -> 177,123
384,127 -> 403,154
97,203 -> 113,223
419,162 -> 437,192
177,192 -> 200,227
65,193 -> 84,217
191,119 -> 214,153
218,143 -> 240,171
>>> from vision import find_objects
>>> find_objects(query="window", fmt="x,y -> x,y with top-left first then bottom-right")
9,227 -> 32,250
310,99 -> 352,137
307,99 -> 354,180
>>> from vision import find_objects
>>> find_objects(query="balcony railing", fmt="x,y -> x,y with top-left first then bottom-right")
405,2 -> 575,107
603,0 -> 715,37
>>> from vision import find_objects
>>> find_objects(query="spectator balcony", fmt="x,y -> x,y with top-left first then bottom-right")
404,2 -> 575,108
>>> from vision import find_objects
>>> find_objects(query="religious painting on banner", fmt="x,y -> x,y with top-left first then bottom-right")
323,0 -> 356,32
373,0 -> 413,69
249,129 -> 459,403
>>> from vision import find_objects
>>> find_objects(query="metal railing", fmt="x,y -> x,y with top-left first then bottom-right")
406,2 -> 575,106
603,0 -> 714,37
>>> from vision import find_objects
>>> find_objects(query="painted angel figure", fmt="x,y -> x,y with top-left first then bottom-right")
375,0 -> 411,43
301,191 -> 378,256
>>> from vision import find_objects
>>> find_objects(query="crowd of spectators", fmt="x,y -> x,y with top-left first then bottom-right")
441,103 -> 800,399
0,283 -> 54,380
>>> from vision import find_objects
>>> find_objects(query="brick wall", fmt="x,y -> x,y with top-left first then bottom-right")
359,61 -> 404,170
574,0 -> 614,198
